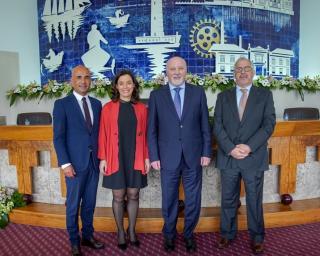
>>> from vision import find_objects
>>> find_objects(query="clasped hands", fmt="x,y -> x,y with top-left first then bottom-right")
230,144 -> 251,159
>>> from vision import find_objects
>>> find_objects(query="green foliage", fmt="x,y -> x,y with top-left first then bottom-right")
11,191 -> 26,208
6,74 -> 320,106
0,186 -> 26,220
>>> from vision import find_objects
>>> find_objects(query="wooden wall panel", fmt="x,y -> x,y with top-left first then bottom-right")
1,121 -> 320,197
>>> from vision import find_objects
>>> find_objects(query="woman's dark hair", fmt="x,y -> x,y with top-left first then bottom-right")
112,69 -> 140,103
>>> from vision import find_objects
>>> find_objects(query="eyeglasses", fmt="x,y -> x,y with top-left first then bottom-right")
235,66 -> 253,73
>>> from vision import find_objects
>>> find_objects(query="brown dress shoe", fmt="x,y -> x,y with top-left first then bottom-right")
252,242 -> 264,254
217,237 -> 231,249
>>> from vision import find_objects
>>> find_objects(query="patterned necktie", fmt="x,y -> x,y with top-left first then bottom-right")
82,97 -> 92,130
173,87 -> 182,119
239,88 -> 248,121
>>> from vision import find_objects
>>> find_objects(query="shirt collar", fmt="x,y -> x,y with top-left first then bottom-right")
169,82 -> 185,91
73,90 -> 89,102
236,84 -> 252,93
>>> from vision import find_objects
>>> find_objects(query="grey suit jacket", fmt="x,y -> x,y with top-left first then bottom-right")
213,86 -> 276,171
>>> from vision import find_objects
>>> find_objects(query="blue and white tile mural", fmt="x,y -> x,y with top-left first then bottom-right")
37,0 -> 300,84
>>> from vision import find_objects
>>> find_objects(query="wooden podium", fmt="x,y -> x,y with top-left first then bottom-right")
1,121 -> 320,232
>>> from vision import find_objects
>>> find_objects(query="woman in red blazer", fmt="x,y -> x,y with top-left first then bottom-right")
98,70 -> 150,251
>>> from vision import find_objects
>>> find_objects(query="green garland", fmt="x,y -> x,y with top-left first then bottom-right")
6,73 -> 320,106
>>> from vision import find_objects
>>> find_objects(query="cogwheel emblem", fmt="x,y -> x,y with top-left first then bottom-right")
190,19 -> 221,58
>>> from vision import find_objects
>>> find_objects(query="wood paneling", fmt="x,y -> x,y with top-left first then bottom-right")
2,122 -> 320,219
0,126 -> 57,194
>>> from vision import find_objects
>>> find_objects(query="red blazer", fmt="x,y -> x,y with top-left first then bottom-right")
98,100 -> 149,176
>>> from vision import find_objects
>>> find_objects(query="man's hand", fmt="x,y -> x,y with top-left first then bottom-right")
145,159 -> 151,174
201,156 -> 211,167
63,165 -> 76,178
230,147 -> 248,159
236,144 -> 251,155
99,160 -> 107,175
151,160 -> 161,170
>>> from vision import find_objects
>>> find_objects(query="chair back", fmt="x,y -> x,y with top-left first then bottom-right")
283,108 -> 319,120
17,112 -> 52,125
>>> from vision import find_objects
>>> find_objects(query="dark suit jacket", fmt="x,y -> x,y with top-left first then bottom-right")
213,86 -> 276,171
53,94 -> 102,172
147,84 -> 212,170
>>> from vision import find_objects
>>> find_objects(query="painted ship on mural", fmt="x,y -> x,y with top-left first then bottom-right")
42,0 -> 91,17
107,9 -> 130,28
175,0 -> 294,15
41,0 -> 91,41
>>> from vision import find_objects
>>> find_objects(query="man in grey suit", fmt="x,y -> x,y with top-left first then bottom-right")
213,57 -> 276,254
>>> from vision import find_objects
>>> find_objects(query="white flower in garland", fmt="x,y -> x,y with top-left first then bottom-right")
198,79 -> 204,86
14,88 -> 21,93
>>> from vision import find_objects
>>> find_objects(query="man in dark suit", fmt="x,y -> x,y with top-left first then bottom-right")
148,56 -> 212,253
213,57 -> 276,254
53,65 -> 104,256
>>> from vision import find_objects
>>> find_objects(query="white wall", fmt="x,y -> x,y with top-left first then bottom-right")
0,1 -> 319,124
299,0 -> 320,76
0,0 -> 40,83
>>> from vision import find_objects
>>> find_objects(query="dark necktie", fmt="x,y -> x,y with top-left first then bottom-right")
82,97 -> 92,130
173,87 -> 182,119
239,88 -> 248,121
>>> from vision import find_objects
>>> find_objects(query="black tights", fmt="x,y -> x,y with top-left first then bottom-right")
112,188 -> 140,244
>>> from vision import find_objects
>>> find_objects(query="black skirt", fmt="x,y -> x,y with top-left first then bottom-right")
102,101 -> 147,189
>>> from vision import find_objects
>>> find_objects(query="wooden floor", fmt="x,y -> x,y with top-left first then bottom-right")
9,198 -> 320,232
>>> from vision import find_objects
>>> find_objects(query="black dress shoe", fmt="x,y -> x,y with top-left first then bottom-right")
185,238 -> 197,253
118,242 -> 128,251
252,242 -> 264,254
164,238 -> 175,252
126,228 -> 140,247
217,237 -> 231,249
129,239 -> 140,247
71,245 -> 82,256
81,237 -> 105,249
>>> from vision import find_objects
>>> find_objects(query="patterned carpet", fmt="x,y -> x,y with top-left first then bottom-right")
0,222 -> 320,256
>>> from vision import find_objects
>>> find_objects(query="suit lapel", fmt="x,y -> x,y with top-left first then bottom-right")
89,96 -> 98,128
181,84 -> 191,121
226,87 -> 240,122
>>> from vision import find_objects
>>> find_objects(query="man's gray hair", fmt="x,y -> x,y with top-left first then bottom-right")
233,56 -> 254,71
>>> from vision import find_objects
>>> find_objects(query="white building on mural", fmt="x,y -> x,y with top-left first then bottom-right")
269,48 -> 294,77
209,21 -> 294,78
248,44 -> 269,76
209,22 -> 247,76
